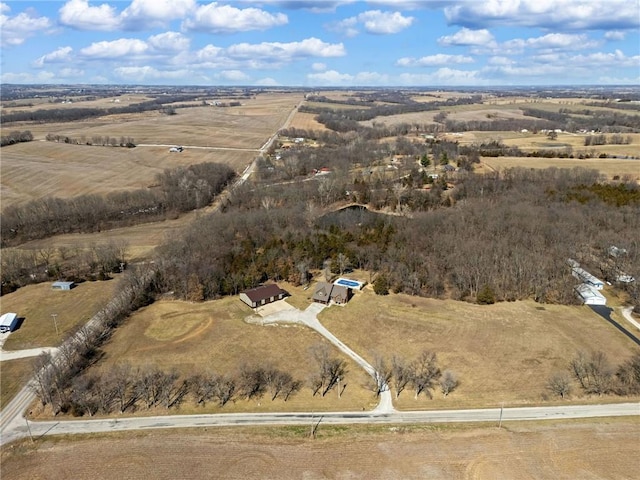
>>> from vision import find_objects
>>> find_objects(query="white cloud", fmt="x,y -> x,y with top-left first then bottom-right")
1,70 -> 57,83
503,33 -> 599,52
59,67 -> 85,78
312,62 -> 327,71
121,0 -> 196,29
397,53 -> 473,67
330,9 -> 414,36
1,4 -> 53,47
183,2 -> 288,33
114,65 -> 198,81
80,38 -> 149,59
604,31 -> 626,41
218,70 -> 250,81
487,56 -> 513,66
59,0 -> 120,31
0,3 -> 9,14
306,69 -> 390,86
398,68 -> 484,85
226,37 -> 345,61
34,46 -> 74,67
598,75 -> 640,85
357,10 -> 414,34
255,77 -> 280,86
438,28 -> 496,47
148,32 -> 190,52
444,0 -> 640,31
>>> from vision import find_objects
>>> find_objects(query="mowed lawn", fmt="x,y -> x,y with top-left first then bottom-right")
0,358 -> 33,410
318,289 -> 639,409
91,296 -> 375,414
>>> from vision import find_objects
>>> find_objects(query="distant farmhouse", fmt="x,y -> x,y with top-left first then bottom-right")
240,284 -> 287,309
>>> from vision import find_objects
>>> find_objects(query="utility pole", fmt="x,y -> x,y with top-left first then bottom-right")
498,402 -> 504,429
51,313 -> 59,336
25,417 -> 34,443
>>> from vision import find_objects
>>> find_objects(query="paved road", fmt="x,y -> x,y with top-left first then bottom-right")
621,306 -> 640,331
0,347 -> 57,362
2,402 -> 638,446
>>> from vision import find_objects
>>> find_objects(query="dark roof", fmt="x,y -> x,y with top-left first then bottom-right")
312,282 -> 333,302
242,284 -> 284,303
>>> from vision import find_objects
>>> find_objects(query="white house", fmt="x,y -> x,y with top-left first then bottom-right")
0,312 -> 18,333
575,284 -> 607,306
571,267 -> 604,290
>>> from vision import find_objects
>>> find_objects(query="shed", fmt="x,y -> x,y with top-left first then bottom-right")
0,312 -> 18,333
575,284 -> 607,306
52,281 -> 75,290
240,284 -> 287,308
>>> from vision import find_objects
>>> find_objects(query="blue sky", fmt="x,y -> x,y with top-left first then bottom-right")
1,0 -> 639,86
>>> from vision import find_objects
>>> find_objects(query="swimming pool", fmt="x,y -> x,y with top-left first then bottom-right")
334,278 -> 364,290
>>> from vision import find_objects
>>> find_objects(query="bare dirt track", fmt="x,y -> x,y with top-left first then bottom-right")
2,420 -> 638,479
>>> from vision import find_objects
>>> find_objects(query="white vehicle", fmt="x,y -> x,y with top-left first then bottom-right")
169,146 -> 184,153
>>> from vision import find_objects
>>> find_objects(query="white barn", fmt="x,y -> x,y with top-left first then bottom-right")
575,284 -> 607,306
52,281 -> 75,290
0,312 -> 18,333
571,267 -> 604,290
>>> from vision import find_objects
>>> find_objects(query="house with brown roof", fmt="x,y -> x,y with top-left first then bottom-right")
312,282 -> 352,305
240,284 -> 287,309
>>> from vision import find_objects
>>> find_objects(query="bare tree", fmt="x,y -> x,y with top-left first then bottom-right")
372,354 -> 393,397
547,371 -> 572,399
570,350 -> 614,395
310,344 -> 348,397
391,355 -> 413,399
440,370 -> 459,397
411,350 -> 441,399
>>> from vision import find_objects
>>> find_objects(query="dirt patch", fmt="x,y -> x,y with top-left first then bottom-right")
2,420 -> 638,479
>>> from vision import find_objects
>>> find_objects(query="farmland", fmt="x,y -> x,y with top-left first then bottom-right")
2,420 -> 639,480
1,86 -> 639,472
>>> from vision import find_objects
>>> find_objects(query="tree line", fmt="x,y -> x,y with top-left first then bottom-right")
548,351 -> 640,398
1,130 -> 33,147
45,133 -> 136,148
1,162 -> 235,247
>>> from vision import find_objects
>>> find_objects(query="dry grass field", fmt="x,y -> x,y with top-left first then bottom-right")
2,420 -> 638,479
0,279 -> 120,351
2,93 -> 302,208
482,156 -> 640,180
288,111 -> 329,131
77,294 -> 374,415
319,289 -> 639,409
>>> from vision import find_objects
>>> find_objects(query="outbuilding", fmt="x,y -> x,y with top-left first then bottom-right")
575,284 -> 607,306
571,267 -> 604,290
240,284 -> 287,309
0,312 -> 19,333
52,281 -> 75,290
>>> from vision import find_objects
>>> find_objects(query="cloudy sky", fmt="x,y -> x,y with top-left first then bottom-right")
1,0 -> 639,86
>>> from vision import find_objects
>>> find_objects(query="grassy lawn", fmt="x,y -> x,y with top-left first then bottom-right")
319,289 -> 639,409
0,358 -> 33,410
1,279 -> 120,350
86,295 -> 374,415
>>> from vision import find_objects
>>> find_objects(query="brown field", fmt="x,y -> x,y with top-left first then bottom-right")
71,293 -> 374,415
2,420 -> 639,479
482,156 -> 640,180
0,279 -> 120,351
1,92 -> 302,207
36,284 -> 640,418
288,111 -> 328,131
319,289 -> 640,409
1,94 -> 153,112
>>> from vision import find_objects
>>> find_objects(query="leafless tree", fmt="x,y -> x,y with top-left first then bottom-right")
411,350 -> 441,399
547,371 -> 572,399
371,354 -> 393,397
570,350 -> 614,395
440,370 -> 459,397
391,355 -> 413,399
309,344 -> 348,397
